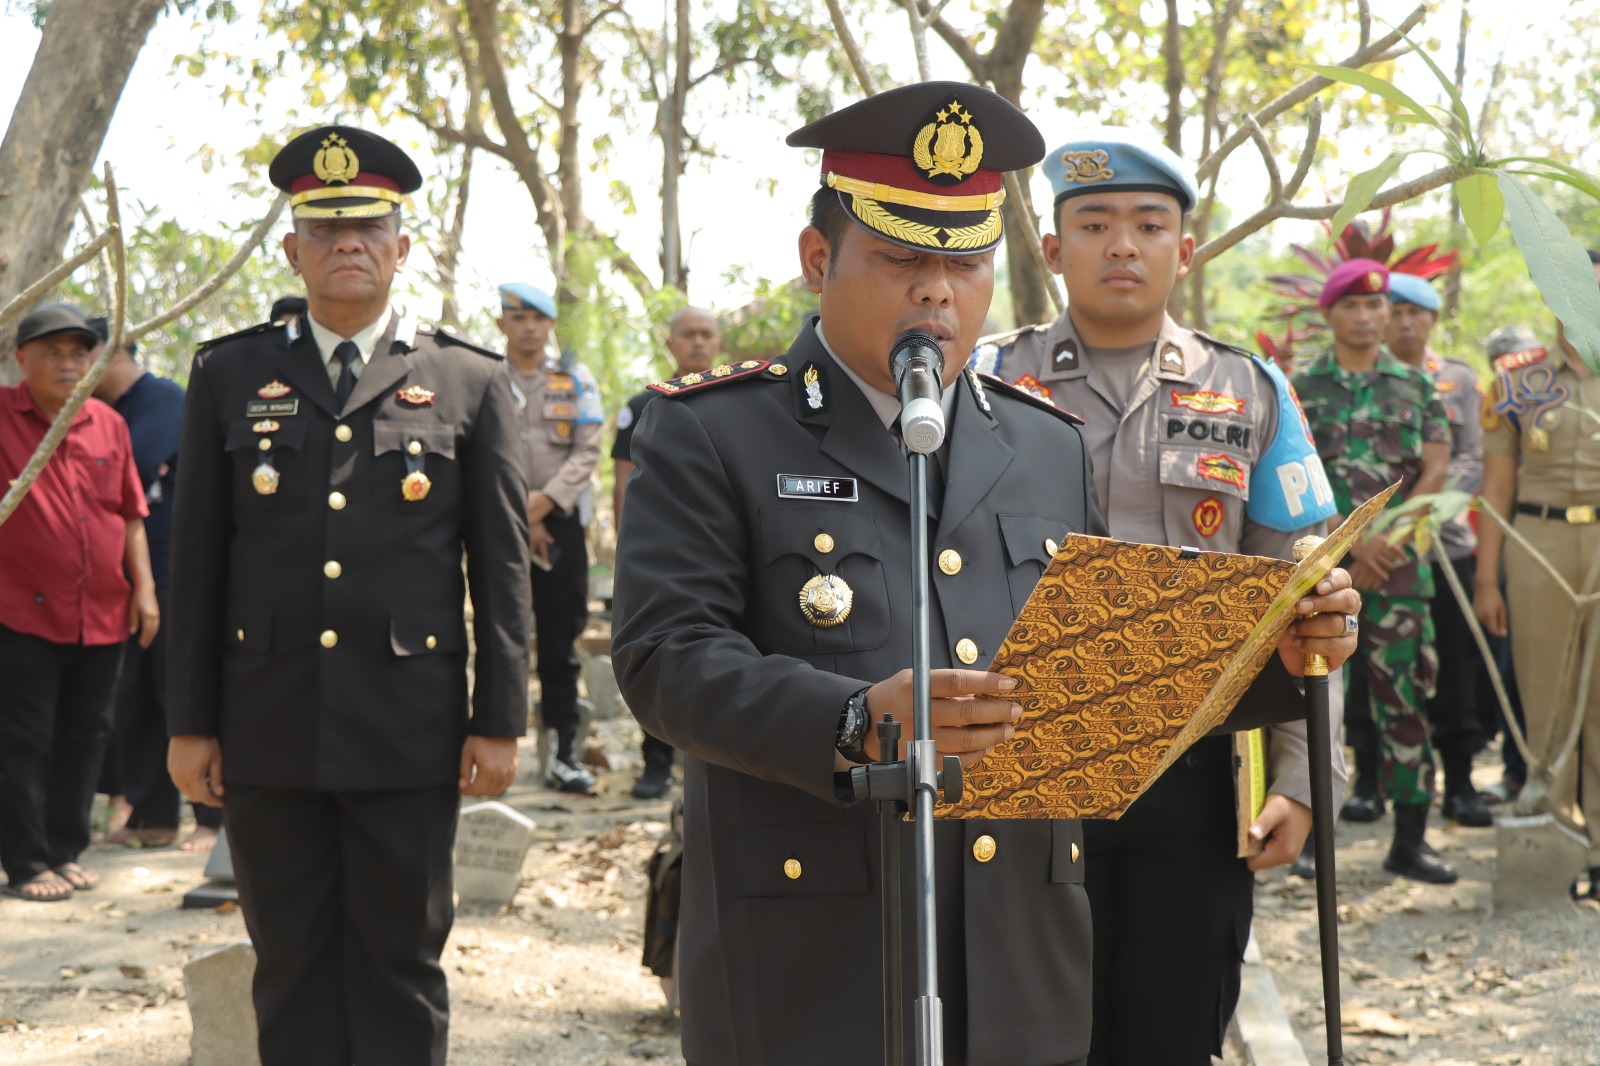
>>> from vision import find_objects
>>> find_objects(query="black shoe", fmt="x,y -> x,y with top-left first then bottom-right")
1579,867 -> 1600,902
631,754 -> 674,800
1442,788 -> 1493,827
1289,838 -> 1316,880
1340,787 -> 1386,823
1383,803 -> 1459,884
547,755 -> 596,795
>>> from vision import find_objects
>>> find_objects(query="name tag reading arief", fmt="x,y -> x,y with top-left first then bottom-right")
776,474 -> 858,502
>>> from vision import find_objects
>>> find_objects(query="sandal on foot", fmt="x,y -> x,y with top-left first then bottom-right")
52,863 -> 100,891
4,872 -> 75,902
102,826 -> 178,848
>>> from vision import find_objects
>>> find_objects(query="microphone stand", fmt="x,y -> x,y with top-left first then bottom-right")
1294,536 -> 1345,1065
852,448 -> 962,1066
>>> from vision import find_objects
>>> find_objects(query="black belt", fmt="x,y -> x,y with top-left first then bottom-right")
1516,502 -> 1599,525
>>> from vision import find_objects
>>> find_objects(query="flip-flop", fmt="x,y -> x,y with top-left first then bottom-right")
102,827 -> 179,848
51,863 -> 100,891
3,872 -> 75,902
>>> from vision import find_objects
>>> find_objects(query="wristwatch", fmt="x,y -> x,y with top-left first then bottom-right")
836,687 -> 873,763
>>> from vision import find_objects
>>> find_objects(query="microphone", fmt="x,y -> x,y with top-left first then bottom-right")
889,329 -> 946,453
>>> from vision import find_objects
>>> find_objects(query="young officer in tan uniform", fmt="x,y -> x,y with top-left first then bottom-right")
496,284 -> 604,793
971,128 -> 1346,1066
1475,251 -> 1600,899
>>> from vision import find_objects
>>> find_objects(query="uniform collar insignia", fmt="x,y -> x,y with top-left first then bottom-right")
1158,342 -> 1185,374
1051,339 -> 1079,372
391,313 -> 417,350
284,316 -> 303,346
803,363 -> 824,410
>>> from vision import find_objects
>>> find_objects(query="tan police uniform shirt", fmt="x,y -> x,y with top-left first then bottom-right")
981,311 -> 1342,810
1422,348 -> 1484,559
509,357 -> 603,515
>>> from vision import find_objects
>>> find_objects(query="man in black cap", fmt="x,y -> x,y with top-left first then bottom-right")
167,125 -> 531,1066
611,83 -> 1363,1066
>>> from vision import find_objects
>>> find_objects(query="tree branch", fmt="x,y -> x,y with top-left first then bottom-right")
1281,99 -> 1322,202
825,0 -> 876,95
129,194 -> 287,342
0,231 -> 113,331
918,0 -> 987,79
578,1 -> 625,40
1245,116 -> 1282,206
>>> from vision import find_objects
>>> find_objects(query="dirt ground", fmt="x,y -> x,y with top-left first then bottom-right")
5,718 -> 1598,1065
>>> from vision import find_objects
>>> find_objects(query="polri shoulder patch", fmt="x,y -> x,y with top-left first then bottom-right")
649,359 -> 775,396
979,372 -> 1085,425
195,320 -> 283,351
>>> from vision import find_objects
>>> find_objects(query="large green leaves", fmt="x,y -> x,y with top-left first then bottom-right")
1307,63 -> 1440,131
1330,153 -> 1406,239
1498,172 -> 1600,374
1455,171 -> 1504,248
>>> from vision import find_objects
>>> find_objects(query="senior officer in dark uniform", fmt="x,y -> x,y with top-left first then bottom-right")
971,128 -> 1344,1066
166,126 -> 531,1066
610,84 -> 1362,1066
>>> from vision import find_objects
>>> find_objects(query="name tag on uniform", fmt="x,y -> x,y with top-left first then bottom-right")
777,474 -> 858,502
246,400 -> 300,417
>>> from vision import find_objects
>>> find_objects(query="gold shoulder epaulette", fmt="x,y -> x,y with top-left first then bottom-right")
648,359 -> 779,396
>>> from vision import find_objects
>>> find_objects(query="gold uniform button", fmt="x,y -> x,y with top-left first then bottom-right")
973,835 -> 997,863
328,492 -> 347,511
814,533 -> 835,554
334,424 -> 353,443
783,858 -> 802,880
407,440 -> 423,456
1044,538 -> 1059,557
257,438 -> 272,452
320,630 -> 338,649
955,638 -> 979,665
426,635 -> 438,650
938,549 -> 962,575
236,628 -> 245,642
1071,843 -> 1081,863
324,560 -> 342,579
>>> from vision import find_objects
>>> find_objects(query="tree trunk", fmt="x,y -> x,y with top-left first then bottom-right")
0,0 -> 167,378
661,0 -> 689,293
437,149 -> 473,331
1162,0 -> 1184,154
984,0 -> 1050,328
557,0 -> 586,300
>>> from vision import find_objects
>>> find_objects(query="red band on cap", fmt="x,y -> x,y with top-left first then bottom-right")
288,172 -> 404,196
821,150 -> 1000,196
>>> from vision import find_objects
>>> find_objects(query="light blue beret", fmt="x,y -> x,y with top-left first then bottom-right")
1043,126 -> 1198,213
499,283 -> 557,318
1385,272 -> 1441,312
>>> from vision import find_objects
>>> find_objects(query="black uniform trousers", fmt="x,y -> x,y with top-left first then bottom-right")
224,784 -> 459,1066
99,588 -> 222,832
1426,555 -> 1486,758
1084,734 -> 1252,1066
532,510 -> 589,749
0,624 -> 123,884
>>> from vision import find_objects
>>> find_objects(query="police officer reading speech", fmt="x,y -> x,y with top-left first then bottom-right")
610,83 -> 1362,1066
166,126 -> 531,1066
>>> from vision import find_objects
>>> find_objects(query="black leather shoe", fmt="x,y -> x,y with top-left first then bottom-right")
1340,789 -> 1386,823
1442,788 -> 1493,827
547,755 -> 596,795
631,754 -> 674,800
1289,839 -> 1316,880
1384,803 -> 1458,884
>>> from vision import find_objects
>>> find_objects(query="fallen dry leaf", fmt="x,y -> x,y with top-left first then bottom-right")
118,964 -> 146,979
1343,1006 -> 1412,1037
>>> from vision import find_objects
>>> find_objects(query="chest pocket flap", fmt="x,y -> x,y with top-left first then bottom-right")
998,513 -> 1071,568
227,416 -> 308,453
756,506 -> 889,655
373,420 -> 456,460
1158,444 -> 1251,499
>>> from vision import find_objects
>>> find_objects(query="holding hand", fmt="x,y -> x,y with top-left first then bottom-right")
863,669 -> 1021,767
1277,566 -> 1362,675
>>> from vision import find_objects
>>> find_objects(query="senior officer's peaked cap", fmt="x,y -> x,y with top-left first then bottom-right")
787,81 -> 1045,255
269,125 -> 423,221
1044,126 -> 1198,214
1320,258 -> 1389,309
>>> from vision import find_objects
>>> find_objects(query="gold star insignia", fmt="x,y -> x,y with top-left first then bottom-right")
937,107 -> 949,121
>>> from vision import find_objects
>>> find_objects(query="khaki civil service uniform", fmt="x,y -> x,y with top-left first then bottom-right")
1483,344 -> 1600,863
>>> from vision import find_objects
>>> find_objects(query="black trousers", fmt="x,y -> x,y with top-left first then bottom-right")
1084,734 -> 1252,1066
0,624 -> 123,884
99,588 -> 222,831
1427,556 -> 1487,757
532,510 -> 589,747
225,784 -> 459,1066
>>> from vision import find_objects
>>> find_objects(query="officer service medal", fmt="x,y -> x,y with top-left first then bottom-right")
799,574 -> 853,628
402,470 -> 432,501
252,462 -> 280,495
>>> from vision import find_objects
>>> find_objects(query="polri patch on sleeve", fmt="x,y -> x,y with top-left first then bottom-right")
777,474 -> 859,502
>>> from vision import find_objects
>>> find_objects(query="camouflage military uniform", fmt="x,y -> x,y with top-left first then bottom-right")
1294,347 -> 1451,804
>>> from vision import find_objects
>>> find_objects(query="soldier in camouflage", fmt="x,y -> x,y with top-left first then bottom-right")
1294,259 -> 1456,883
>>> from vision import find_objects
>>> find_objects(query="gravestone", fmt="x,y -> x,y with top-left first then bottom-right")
183,940 -> 260,1066
182,828 -> 239,909
454,800 -> 535,909
1494,812 -> 1588,908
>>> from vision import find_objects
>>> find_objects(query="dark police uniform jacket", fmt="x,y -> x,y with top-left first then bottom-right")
167,313 -> 532,790
612,321 -> 1102,1066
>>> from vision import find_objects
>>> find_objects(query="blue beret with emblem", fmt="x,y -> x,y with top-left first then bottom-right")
499,283 -> 557,319
1385,272 -> 1441,312
1043,126 -> 1198,214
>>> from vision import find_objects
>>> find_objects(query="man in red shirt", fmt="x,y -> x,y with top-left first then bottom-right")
0,303 -> 158,901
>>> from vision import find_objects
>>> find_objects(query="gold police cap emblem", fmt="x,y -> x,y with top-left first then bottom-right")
252,462 -> 280,495
798,573 -> 853,628
401,470 -> 432,501
913,98 -> 984,185
313,133 -> 360,185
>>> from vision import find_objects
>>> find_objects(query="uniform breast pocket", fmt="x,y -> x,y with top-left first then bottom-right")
1371,397 -> 1422,463
998,513 -> 1074,617
371,420 -> 458,512
1159,443 -> 1250,498
755,507 -> 890,656
226,417 -> 308,506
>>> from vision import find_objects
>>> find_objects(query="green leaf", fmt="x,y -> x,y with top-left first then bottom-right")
1306,64 -> 1440,128
1398,30 -> 1473,141
1497,171 -> 1600,375
1331,153 -> 1406,239
1494,156 -> 1600,201
1455,172 -> 1503,248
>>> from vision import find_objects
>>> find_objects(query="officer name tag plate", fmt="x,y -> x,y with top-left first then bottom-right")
246,400 -> 300,417
776,474 -> 858,502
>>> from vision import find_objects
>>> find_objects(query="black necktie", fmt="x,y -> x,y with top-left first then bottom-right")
333,340 -> 359,406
